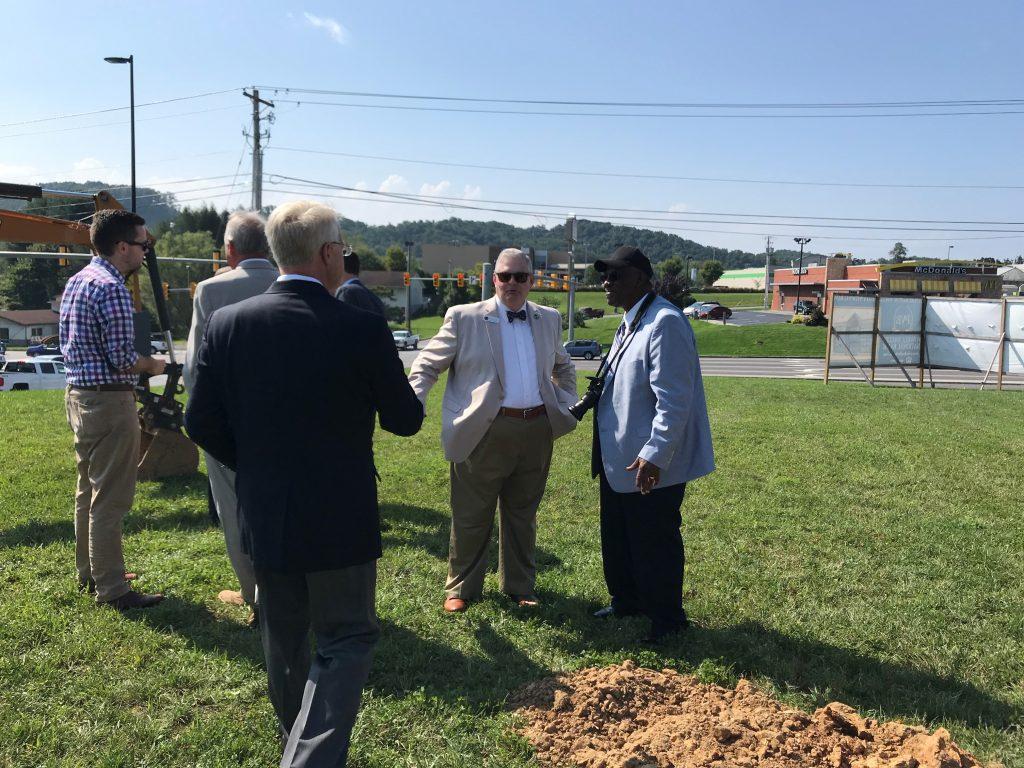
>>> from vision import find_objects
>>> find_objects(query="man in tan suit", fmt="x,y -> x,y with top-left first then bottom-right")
184,211 -> 278,622
409,248 -> 578,612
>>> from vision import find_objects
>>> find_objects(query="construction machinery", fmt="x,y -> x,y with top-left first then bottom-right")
0,182 -> 199,479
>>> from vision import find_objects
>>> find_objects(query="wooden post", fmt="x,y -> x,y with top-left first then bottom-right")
917,296 -> 928,390
997,298 -> 1008,391
869,294 -> 880,385
824,303 -> 835,385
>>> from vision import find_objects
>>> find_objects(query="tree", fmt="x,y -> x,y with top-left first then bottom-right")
698,260 -> 724,288
384,245 -> 408,271
583,264 -> 599,286
654,274 -> 692,310
151,231 -> 216,338
658,256 -> 684,279
889,242 -> 908,263
0,258 -> 57,309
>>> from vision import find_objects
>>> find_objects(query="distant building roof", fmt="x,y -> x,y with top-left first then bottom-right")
719,268 -> 769,278
0,309 -> 60,326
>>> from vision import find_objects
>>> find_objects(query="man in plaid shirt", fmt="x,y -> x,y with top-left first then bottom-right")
60,209 -> 166,610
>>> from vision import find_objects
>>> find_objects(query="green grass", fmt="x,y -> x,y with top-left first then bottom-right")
1,380 -> 1022,766
576,315 -> 827,357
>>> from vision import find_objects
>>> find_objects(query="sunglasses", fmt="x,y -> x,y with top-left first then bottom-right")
121,239 -> 151,250
495,271 -> 530,284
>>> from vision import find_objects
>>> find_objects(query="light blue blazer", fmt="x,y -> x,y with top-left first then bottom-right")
595,295 -> 715,494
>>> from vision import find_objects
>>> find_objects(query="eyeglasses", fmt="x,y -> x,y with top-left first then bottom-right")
495,272 -> 530,284
120,239 -> 150,250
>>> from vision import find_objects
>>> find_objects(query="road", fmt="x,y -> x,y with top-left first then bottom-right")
9,349 -> 1021,390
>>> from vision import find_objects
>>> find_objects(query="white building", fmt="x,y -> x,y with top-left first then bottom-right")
0,309 -> 60,344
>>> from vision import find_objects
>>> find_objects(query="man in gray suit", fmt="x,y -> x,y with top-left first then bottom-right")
590,246 -> 714,643
335,252 -> 386,317
184,211 -> 278,622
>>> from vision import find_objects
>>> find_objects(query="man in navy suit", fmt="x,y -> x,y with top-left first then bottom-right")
590,247 -> 715,643
335,251 -> 387,317
185,200 -> 423,767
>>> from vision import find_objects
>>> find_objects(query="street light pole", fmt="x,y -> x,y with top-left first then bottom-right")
104,54 -> 135,212
947,245 -> 955,262
793,237 -> 811,312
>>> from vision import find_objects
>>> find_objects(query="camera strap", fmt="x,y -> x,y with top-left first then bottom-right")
597,291 -> 657,380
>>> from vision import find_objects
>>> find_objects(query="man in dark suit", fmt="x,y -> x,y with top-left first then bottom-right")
185,200 -> 423,767
335,251 -> 387,317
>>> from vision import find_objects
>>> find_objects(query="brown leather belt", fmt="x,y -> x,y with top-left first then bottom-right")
70,383 -> 135,392
498,404 -> 546,420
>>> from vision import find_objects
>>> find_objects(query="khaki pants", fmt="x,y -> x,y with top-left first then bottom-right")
65,387 -> 139,603
446,414 -> 553,599
205,453 -> 257,605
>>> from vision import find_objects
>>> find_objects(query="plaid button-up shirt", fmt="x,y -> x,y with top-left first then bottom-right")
59,256 -> 139,386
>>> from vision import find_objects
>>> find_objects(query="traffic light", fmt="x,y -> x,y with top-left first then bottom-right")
432,272 -> 441,288
57,245 -> 70,267
189,282 -> 198,298
457,272 -> 465,288
162,282 -> 169,299
403,272 -> 411,287
212,249 -> 221,273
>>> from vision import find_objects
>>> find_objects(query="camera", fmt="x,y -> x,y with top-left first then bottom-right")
568,375 -> 604,421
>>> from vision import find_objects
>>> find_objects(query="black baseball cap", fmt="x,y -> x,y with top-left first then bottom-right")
594,246 -> 653,278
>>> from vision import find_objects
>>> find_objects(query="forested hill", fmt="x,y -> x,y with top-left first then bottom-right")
341,217 -> 828,269
0,181 -> 178,227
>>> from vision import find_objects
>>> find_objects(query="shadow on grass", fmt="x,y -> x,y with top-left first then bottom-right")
380,502 -> 562,570
0,505 -> 213,550
533,591 -> 1016,730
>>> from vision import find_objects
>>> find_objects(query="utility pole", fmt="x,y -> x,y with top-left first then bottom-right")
794,237 -> 811,313
243,87 -> 274,211
404,240 -> 414,333
763,236 -> 773,309
565,215 -> 578,342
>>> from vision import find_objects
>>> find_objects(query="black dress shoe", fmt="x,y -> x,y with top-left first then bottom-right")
102,590 -> 164,611
77,577 -> 96,595
593,605 -> 640,618
643,617 -> 689,644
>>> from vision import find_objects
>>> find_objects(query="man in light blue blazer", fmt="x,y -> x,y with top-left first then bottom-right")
589,246 -> 714,643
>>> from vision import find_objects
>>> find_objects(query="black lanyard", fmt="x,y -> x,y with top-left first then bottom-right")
593,292 -> 656,382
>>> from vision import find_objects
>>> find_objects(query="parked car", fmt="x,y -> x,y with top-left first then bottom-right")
392,330 -> 420,350
684,301 -> 720,318
150,334 -> 169,354
0,340 -> 6,366
580,307 -> 605,319
793,300 -> 817,315
26,334 -> 60,357
563,339 -> 602,360
699,304 -> 734,320
0,359 -> 67,391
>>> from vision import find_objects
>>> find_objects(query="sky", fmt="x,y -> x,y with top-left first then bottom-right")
3,1 -> 1024,261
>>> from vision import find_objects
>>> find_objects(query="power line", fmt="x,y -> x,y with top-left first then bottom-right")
270,98 -> 1024,119
258,185 -> 1024,243
0,152 -> 232,182
0,105 -> 242,140
266,176 -> 1024,230
256,86 -> 1024,110
266,174 -> 1024,234
270,146 -> 1024,191
0,88 -> 242,128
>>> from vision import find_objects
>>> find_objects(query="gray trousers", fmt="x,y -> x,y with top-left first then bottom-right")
205,453 -> 257,605
256,561 -> 380,768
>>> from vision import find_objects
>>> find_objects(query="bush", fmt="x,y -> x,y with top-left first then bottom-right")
805,306 -> 828,327
561,309 -> 587,331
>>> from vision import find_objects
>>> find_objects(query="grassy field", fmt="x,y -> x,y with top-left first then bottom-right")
1,380 -> 1022,767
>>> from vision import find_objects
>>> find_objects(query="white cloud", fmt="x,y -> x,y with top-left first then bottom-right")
668,202 -> 689,213
378,174 -> 409,193
419,180 -> 451,197
462,184 -> 482,200
0,161 -> 38,180
70,158 -> 107,183
303,12 -> 349,44
354,180 -> 369,191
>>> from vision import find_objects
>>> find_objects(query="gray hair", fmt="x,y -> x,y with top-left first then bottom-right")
265,200 -> 342,268
224,211 -> 269,257
495,247 -> 532,271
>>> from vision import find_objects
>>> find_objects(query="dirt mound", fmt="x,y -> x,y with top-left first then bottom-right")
510,661 -> 984,768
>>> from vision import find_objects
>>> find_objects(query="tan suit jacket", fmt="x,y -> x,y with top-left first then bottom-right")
184,259 -> 279,391
409,298 -> 578,463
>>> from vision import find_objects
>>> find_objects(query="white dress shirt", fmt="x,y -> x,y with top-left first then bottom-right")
496,299 -> 543,408
276,274 -> 324,287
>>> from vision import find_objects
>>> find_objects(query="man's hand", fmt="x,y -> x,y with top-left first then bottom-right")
626,457 -> 661,495
132,356 -> 166,377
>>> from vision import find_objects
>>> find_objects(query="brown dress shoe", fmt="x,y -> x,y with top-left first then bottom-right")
104,590 -> 164,611
443,597 -> 468,613
217,589 -> 246,606
508,594 -> 540,608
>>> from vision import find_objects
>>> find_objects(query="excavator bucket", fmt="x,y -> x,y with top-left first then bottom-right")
138,424 -> 199,481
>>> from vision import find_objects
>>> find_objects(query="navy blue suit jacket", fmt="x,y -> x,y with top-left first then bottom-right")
184,279 -> 423,572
